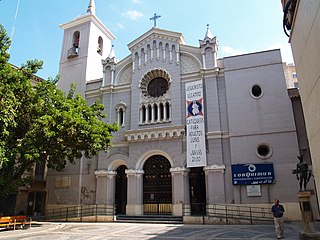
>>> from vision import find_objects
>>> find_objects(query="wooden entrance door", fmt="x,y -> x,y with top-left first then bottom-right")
115,165 -> 127,215
143,155 -> 172,215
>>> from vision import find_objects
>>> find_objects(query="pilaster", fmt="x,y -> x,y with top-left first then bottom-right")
125,169 -> 144,215
204,164 -> 226,204
170,167 -> 190,216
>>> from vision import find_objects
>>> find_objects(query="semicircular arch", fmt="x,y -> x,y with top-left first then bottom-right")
136,149 -> 173,170
115,62 -> 132,85
180,51 -> 202,73
108,159 -> 128,171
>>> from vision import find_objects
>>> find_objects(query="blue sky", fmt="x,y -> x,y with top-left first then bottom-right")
0,0 -> 293,79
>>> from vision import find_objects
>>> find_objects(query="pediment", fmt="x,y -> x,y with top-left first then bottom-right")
127,28 -> 185,53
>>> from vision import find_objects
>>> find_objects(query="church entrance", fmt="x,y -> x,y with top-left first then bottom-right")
115,165 -> 127,215
143,155 -> 172,215
189,167 -> 206,215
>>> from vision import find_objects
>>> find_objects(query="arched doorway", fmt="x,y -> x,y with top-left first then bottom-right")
143,155 -> 172,215
115,165 -> 127,215
189,167 -> 206,215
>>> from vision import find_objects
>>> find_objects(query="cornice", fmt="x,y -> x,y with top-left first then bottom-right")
170,167 -> 190,176
206,131 -> 229,139
85,83 -> 131,98
127,28 -> 185,52
60,13 -> 115,41
204,164 -> 226,173
125,125 -> 185,142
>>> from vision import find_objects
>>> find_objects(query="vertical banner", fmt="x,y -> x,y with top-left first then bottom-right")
185,80 -> 207,167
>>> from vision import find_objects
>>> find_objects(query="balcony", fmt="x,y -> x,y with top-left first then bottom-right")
67,46 -> 79,59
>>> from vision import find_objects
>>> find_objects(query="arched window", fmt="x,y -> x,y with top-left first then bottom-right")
166,102 -> 170,119
154,103 -> 158,121
142,105 -> 146,122
68,31 -> 80,58
148,105 -> 152,122
115,102 -> 127,127
97,36 -> 103,55
159,103 -> 164,121
138,68 -> 172,125
72,31 -> 80,48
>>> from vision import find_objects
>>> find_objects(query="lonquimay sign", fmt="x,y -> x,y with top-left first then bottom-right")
231,163 -> 275,185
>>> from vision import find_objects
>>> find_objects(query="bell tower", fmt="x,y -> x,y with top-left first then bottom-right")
199,24 -> 218,69
57,0 -> 116,96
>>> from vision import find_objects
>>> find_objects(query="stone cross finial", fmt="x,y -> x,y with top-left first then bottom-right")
150,13 -> 161,28
87,0 -> 96,15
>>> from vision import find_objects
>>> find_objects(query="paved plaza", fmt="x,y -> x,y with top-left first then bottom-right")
0,221 -> 311,240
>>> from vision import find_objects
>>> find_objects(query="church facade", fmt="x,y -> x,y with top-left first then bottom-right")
47,0 -> 302,219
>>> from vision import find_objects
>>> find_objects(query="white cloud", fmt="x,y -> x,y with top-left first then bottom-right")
221,46 -> 243,56
131,0 -> 142,4
116,23 -> 124,29
122,10 -> 144,20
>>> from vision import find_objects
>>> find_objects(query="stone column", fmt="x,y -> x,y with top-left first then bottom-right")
139,106 -> 143,124
145,106 -> 149,123
176,49 -> 180,65
105,170 -> 117,205
132,57 -> 135,73
201,53 -> 206,69
150,48 -> 154,62
110,66 -> 115,85
95,170 -> 108,204
138,54 -> 141,69
144,52 -> 147,65
157,103 -> 161,122
156,46 -> 160,60
162,47 -> 166,62
125,169 -> 144,215
204,164 -> 226,212
95,170 -> 116,214
151,104 -> 155,123
170,167 -> 190,216
116,109 -> 120,125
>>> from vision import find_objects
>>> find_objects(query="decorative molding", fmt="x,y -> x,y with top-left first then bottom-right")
125,169 -> 144,178
125,125 -> 185,142
136,150 -> 173,170
107,170 -> 117,179
181,54 -> 201,74
139,68 -> 172,98
117,64 -> 132,84
206,131 -> 229,139
204,164 -> 226,174
115,101 -> 127,111
60,14 -> 115,41
170,167 -> 190,176
94,169 -> 108,177
128,28 -> 185,53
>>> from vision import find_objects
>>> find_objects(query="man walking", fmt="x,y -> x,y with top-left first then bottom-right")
271,199 -> 285,239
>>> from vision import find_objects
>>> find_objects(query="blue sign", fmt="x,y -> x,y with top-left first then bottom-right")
231,163 -> 275,185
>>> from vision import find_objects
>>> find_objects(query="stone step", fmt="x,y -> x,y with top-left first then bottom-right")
115,215 -> 183,224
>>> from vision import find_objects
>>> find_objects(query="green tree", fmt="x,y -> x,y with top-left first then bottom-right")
0,25 -> 119,196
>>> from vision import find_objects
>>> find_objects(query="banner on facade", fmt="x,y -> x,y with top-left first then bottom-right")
231,163 -> 275,185
185,80 -> 207,168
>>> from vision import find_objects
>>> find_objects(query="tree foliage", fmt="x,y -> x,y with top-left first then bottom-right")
0,25 -> 119,196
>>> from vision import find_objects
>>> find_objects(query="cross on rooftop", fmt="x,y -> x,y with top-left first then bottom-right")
150,13 -> 161,28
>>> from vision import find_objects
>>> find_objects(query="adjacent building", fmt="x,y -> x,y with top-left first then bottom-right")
282,0 -> 320,209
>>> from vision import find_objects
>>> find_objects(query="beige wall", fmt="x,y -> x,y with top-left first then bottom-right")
289,0 -> 320,208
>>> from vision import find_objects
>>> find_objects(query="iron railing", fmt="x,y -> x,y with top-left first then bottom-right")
39,203 -> 273,224
41,205 -> 115,222
183,203 -> 274,224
